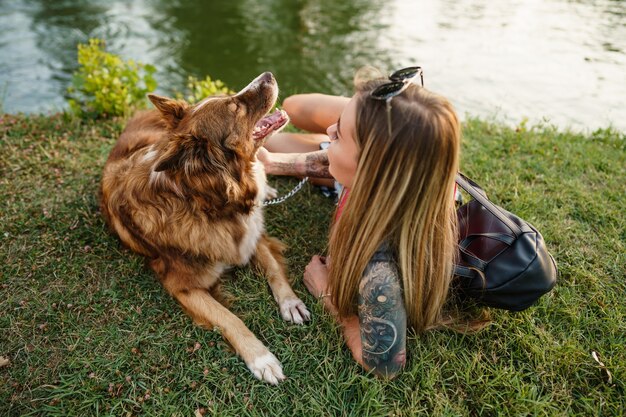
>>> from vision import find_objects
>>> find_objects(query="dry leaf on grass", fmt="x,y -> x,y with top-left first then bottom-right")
0,356 -> 10,368
591,350 -> 613,384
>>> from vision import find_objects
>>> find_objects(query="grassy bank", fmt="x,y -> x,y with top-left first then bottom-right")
1,113 -> 624,416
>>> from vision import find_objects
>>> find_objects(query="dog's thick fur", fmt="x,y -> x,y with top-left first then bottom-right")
100,72 -> 309,384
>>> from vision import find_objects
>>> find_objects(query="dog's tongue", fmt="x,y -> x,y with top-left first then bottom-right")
253,109 -> 289,141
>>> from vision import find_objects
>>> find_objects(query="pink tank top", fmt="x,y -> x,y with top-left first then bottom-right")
334,189 -> 349,222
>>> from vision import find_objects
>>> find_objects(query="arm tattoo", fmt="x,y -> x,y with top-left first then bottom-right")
303,150 -> 331,179
266,150 -> 331,178
271,160 -> 302,177
358,259 -> 407,378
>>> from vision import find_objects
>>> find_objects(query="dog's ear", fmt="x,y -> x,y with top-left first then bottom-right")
148,94 -> 188,129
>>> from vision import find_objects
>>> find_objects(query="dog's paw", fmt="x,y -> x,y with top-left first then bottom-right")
247,352 -> 285,385
265,185 -> 278,200
279,298 -> 311,325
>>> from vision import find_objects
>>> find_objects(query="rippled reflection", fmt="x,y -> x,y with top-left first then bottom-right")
0,0 -> 624,131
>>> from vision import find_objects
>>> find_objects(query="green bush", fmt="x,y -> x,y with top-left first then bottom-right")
177,75 -> 234,104
66,39 -> 157,118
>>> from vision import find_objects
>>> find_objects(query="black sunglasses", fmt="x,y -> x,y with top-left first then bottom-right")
369,66 -> 424,138
370,66 -> 424,101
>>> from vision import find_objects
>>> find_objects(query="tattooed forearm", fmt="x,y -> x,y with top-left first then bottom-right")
303,150 -> 331,178
358,260 -> 407,378
271,160 -> 301,176
263,150 -> 331,178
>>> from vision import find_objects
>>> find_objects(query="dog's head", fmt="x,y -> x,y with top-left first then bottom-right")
147,72 -> 288,173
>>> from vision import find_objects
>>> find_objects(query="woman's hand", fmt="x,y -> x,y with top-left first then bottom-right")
304,255 -> 364,366
303,255 -> 329,298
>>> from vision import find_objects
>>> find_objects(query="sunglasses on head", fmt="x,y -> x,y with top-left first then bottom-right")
370,66 -> 424,101
369,66 -> 424,138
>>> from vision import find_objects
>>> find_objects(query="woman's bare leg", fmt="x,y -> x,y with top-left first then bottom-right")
263,132 -> 329,154
282,93 -> 350,134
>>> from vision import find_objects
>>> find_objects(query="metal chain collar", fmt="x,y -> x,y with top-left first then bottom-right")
262,177 -> 309,206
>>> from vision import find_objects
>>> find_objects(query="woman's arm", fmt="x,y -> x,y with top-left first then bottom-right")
303,257 -> 364,363
257,148 -> 332,179
357,260 -> 407,378
306,256 -> 407,378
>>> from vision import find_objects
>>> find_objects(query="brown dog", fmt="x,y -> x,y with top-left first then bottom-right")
100,72 -> 310,384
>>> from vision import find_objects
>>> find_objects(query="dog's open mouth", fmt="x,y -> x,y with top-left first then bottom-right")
253,109 -> 289,141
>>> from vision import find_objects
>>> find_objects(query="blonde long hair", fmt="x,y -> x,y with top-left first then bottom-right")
328,79 -> 461,332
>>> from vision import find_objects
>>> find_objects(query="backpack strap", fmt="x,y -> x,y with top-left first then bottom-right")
454,265 -> 476,278
459,233 -> 516,250
455,173 -> 522,237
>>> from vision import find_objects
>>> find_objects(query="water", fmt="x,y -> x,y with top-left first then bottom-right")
0,0 -> 625,132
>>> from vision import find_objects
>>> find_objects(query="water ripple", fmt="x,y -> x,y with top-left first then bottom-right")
0,0 -> 623,131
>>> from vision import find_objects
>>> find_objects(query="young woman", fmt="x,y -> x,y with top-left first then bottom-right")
259,68 -> 461,378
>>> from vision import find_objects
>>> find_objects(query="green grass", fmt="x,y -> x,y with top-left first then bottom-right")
1,113 -> 624,416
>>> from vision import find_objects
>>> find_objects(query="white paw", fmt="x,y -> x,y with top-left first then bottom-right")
279,298 -> 311,325
247,352 -> 285,385
265,185 -> 278,199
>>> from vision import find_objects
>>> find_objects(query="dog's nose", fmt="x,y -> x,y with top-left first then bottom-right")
259,72 -> 274,84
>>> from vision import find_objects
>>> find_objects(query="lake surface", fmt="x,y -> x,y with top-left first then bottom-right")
0,0 -> 625,132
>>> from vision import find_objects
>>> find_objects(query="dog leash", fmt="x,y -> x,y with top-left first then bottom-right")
263,177 -> 309,206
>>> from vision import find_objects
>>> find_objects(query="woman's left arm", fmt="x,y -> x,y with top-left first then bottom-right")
356,260 -> 407,378
304,256 -> 407,378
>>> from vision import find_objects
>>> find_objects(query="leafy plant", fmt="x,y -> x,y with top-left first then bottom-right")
66,39 -> 157,118
177,75 -> 234,104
